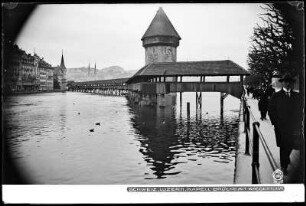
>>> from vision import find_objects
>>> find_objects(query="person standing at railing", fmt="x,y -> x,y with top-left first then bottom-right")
268,73 -> 303,176
258,85 -> 275,120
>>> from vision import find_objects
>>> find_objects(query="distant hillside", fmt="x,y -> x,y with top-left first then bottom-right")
67,66 -> 137,82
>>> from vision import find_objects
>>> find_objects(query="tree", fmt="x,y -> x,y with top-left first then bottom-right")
243,71 -> 265,87
247,3 -> 298,87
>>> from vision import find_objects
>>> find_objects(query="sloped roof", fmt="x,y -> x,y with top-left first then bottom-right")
127,60 -> 249,83
141,7 -> 181,40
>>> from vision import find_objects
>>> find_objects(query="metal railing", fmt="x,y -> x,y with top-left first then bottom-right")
242,96 -> 278,184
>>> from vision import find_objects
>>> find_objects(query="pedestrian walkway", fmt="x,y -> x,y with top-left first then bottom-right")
234,94 -> 301,184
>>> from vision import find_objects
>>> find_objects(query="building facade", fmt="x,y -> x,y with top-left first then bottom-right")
3,41 -> 64,93
38,57 -> 53,91
3,42 -> 40,92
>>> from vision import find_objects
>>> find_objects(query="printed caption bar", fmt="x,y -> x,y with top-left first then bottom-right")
127,186 -> 285,192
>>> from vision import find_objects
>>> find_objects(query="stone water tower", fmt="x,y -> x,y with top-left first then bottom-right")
142,7 -> 181,65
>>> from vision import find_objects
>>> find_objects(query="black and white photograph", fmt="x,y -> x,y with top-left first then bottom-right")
2,2 -> 305,203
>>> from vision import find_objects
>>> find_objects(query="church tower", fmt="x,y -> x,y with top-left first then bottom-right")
142,7 -> 181,65
54,50 -> 67,91
60,50 -> 66,70
88,62 -> 91,77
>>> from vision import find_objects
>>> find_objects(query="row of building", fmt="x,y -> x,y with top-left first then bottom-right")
3,41 -> 67,93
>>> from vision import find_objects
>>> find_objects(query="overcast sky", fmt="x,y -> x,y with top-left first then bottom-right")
16,3 -> 264,71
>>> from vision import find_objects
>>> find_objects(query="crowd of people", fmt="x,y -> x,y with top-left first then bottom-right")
245,73 -> 303,180
245,84 -> 275,120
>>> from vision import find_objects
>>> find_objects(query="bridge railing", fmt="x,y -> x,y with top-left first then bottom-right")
242,96 -> 278,184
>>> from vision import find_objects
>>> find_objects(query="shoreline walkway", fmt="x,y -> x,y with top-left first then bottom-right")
234,94 -> 302,184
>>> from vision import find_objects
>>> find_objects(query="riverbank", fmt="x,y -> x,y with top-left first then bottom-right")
233,100 -> 252,184
3,89 -> 66,96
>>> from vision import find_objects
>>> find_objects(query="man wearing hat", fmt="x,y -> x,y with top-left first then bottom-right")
268,73 -> 303,176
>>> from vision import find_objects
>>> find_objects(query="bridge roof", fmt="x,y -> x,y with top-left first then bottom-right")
75,77 -> 129,85
127,60 -> 249,83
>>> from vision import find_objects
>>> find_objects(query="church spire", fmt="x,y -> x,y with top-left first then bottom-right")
94,62 -> 97,75
60,50 -> 66,69
88,62 -> 91,76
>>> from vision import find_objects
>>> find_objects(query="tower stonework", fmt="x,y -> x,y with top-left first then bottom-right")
142,7 -> 181,65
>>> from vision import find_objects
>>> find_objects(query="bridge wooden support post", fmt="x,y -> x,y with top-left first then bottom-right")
180,92 -> 182,109
186,101 -> 191,139
196,92 -> 198,108
196,92 -> 202,109
220,92 -> 224,116
220,92 -> 228,123
220,93 -> 224,124
187,102 -> 190,119
196,92 -> 202,121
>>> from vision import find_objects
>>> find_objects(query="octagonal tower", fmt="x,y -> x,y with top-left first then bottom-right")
142,7 -> 181,65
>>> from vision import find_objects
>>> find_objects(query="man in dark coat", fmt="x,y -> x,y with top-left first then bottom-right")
268,73 -> 303,175
258,91 -> 269,120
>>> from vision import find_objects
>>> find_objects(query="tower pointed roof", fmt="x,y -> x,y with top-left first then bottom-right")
60,50 -> 66,69
141,7 -> 181,40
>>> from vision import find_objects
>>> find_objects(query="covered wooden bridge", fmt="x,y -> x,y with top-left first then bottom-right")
69,60 -> 249,99
69,78 -> 129,95
127,60 -> 249,99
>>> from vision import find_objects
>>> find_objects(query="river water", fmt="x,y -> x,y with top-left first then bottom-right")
3,92 -> 240,184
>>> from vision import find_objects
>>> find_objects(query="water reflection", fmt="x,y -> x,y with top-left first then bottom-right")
127,92 -> 239,180
128,100 -> 179,179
